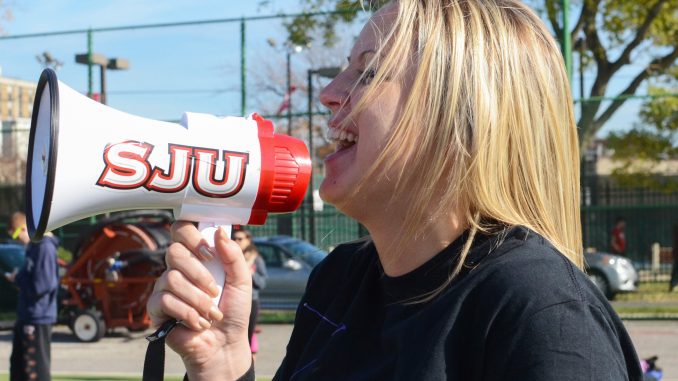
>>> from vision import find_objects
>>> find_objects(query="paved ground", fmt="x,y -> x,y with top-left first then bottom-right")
0,321 -> 676,379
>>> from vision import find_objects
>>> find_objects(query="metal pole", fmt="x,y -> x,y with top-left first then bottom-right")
87,28 -> 96,225
277,50 -> 295,237
562,0 -> 572,84
579,37 -> 586,109
307,70 -> 316,245
286,51 -> 292,135
87,29 -> 93,98
240,18 -> 246,116
100,65 -> 107,105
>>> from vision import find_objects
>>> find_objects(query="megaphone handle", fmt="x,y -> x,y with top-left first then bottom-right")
197,222 -> 231,307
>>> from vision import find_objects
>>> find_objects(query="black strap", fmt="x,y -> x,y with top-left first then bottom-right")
142,318 -> 256,381
143,318 -> 179,381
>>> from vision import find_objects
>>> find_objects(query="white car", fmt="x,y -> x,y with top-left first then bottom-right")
584,251 -> 639,299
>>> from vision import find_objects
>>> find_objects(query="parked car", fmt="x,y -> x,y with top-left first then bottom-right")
253,236 -> 328,310
584,250 -> 638,299
256,236 -> 328,267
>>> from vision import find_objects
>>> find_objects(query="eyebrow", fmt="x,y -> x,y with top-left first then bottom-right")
347,49 -> 377,65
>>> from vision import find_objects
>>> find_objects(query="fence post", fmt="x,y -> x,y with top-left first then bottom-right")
670,225 -> 678,291
651,242 -> 660,272
240,17 -> 246,116
87,29 -> 93,98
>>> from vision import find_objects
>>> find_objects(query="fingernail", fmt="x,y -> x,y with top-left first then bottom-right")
209,284 -> 221,297
199,317 -> 211,330
217,226 -> 230,240
209,306 -> 224,322
198,245 -> 214,261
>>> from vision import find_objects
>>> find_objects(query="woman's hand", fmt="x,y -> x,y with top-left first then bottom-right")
147,221 -> 253,380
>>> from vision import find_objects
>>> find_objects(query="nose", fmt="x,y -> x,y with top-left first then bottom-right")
319,74 -> 348,113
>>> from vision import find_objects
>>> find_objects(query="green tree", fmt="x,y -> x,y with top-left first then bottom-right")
606,86 -> 678,189
275,0 -> 678,152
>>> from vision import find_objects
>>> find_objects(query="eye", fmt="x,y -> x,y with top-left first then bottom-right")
358,68 -> 377,86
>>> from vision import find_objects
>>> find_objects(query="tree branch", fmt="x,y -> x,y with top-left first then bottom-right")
569,1 -> 589,42
583,1 -> 609,69
595,47 -> 678,129
610,0 -> 668,72
545,0 -> 563,43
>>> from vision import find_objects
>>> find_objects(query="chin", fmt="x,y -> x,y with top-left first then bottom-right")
322,183 -> 371,227
318,178 -> 340,206
319,179 -> 352,212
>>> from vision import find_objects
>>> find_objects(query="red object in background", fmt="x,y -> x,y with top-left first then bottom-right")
276,85 -> 298,116
90,93 -> 101,103
612,226 -> 626,254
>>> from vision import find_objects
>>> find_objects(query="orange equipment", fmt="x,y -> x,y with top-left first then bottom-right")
60,211 -> 171,342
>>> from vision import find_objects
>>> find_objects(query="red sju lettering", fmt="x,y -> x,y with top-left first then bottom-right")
96,142 -> 249,198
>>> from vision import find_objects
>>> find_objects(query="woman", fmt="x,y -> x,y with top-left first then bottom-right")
233,228 -> 268,359
148,1 -> 643,380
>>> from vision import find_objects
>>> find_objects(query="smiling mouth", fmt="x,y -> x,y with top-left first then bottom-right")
327,128 -> 358,150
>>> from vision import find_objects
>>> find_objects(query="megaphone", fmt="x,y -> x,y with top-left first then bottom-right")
26,68 -> 311,304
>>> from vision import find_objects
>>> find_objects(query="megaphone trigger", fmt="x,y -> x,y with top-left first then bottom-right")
196,222 -> 229,306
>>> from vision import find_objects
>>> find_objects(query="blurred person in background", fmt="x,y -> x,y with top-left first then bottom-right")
233,229 -> 267,359
242,243 -> 266,360
611,216 -> 627,255
4,212 -> 59,381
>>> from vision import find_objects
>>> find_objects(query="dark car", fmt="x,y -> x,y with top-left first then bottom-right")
0,243 -> 26,311
253,236 -> 328,310
584,250 -> 638,299
256,236 -> 328,267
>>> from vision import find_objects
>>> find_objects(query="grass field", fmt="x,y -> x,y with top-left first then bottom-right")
615,282 -> 678,302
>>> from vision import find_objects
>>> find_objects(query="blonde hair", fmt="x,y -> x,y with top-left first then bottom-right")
346,0 -> 582,288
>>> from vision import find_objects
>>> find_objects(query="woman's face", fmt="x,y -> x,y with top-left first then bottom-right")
319,3 -> 413,219
233,231 -> 250,250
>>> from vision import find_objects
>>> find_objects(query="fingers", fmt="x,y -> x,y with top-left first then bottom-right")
149,222 -> 225,328
164,242 -> 221,297
153,269 -> 224,321
171,221 -> 217,261
148,289 -> 211,330
149,222 -> 251,333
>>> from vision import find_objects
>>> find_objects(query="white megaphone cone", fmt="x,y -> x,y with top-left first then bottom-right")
26,68 -> 311,305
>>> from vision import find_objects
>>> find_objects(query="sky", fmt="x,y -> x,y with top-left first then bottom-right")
0,1 -> 648,137
0,0 -> 340,121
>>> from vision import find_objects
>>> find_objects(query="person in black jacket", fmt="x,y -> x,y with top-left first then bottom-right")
147,1 -> 643,380
4,212 -> 59,381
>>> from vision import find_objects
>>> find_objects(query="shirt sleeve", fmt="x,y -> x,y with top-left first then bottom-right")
252,255 -> 267,291
484,300 -> 642,381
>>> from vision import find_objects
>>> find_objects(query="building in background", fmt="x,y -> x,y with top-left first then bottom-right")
0,67 -> 35,184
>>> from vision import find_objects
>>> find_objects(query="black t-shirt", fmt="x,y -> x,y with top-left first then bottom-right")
272,226 -> 643,381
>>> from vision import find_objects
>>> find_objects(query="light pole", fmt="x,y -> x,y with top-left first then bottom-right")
305,66 -> 342,244
75,53 -> 130,105
285,44 -> 303,136
268,38 -> 303,236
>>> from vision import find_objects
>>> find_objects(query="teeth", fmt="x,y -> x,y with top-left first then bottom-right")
327,128 -> 358,144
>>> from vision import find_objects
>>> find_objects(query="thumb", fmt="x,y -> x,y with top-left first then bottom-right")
213,227 -> 252,294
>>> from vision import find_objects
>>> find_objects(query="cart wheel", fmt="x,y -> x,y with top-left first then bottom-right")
71,310 -> 106,342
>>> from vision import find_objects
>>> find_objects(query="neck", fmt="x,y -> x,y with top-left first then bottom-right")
366,211 -> 467,277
